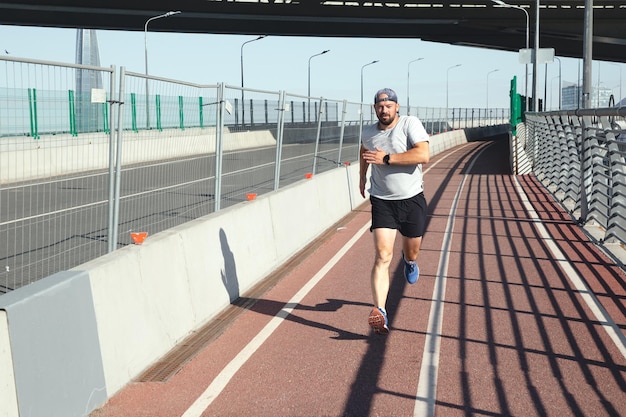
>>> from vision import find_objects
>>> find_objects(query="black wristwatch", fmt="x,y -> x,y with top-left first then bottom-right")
383,154 -> 390,165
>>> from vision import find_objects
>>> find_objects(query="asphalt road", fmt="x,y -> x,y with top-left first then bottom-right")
0,142 -> 360,292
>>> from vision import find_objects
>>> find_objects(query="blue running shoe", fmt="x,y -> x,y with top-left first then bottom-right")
368,307 -> 389,335
402,252 -> 419,284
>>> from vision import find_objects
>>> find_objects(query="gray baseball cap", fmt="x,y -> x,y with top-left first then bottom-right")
374,88 -> 398,103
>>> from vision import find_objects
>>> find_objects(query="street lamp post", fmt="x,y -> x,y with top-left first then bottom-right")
144,11 -> 180,129
407,58 -> 424,115
598,61 -> 602,106
555,57 -> 562,109
492,0 -> 529,110
360,60 -> 379,104
486,69 -> 499,110
618,65 -> 623,105
240,35 -> 266,126
358,60 -> 379,156
582,1 -> 593,109
446,64 -> 462,124
533,0 -> 540,112
307,49 -> 330,123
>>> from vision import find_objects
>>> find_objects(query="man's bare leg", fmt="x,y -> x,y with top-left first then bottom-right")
371,227 -> 397,309
402,236 -> 423,262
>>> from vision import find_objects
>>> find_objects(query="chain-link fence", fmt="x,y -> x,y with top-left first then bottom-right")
0,56 -> 116,293
0,55 -> 509,293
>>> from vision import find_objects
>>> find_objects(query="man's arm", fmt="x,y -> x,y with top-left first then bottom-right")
359,144 -> 369,198
362,142 -> 430,166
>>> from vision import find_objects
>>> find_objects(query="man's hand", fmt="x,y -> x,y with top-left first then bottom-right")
362,147 -> 386,165
359,176 -> 367,198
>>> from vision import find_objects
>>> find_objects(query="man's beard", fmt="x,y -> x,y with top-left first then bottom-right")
378,113 -> 396,126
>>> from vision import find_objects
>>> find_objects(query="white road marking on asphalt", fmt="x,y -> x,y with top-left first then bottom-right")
413,175 -> 466,417
181,220 -> 371,417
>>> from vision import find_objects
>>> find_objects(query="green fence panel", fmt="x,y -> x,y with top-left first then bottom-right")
509,76 -> 523,136
156,94 -> 162,132
68,89 -> 77,137
131,92 -> 138,132
199,96 -> 204,129
102,100 -> 109,134
178,95 -> 184,130
28,88 -> 40,139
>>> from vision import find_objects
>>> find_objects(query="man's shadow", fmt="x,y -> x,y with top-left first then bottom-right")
219,228 -> 240,302
219,228 -> 369,340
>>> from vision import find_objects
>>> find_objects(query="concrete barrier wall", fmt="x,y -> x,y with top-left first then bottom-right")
0,126 -> 504,417
429,129 -> 468,155
90,164 -> 360,396
0,272 -> 107,417
0,128 -> 277,184
0,311 -> 19,417
0,162 -> 361,417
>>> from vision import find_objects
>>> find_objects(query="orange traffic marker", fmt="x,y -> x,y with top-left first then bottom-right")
130,232 -> 148,245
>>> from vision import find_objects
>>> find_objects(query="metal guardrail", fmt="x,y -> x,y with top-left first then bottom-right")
0,55 -> 509,294
524,108 -> 626,248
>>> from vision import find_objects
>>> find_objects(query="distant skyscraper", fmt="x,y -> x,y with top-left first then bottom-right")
562,82 -> 614,110
75,29 -> 103,133
561,83 -> 581,110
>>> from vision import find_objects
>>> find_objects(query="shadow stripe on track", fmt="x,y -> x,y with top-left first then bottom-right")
514,177 -> 626,360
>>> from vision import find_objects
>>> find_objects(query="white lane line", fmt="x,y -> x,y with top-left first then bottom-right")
413,174 -> 467,417
414,141 -> 489,417
514,177 -> 626,360
181,220 -> 372,417
0,200 -> 107,226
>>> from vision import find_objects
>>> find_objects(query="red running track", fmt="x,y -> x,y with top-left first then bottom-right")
90,138 -> 626,417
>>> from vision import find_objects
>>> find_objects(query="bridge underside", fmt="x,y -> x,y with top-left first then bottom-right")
0,1 -> 624,62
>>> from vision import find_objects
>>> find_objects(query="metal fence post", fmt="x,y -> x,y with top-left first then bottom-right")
337,99 -> 347,165
312,97 -> 324,175
357,103 -> 364,162
274,90 -> 286,190
603,114 -> 626,243
106,65 -> 118,252
215,82 -> 225,212
110,66 -> 125,252
574,116 -> 589,223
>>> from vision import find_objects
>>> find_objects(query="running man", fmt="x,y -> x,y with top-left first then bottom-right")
359,87 -> 430,334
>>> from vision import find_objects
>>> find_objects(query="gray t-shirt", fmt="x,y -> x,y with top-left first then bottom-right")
361,115 -> 429,200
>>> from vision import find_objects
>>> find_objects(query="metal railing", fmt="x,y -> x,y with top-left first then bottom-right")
524,108 -> 626,247
0,55 -> 509,294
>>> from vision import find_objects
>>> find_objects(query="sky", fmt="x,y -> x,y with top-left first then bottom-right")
1,24 -> 623,110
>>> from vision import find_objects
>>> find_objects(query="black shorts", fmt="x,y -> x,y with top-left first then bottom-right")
370,193 -> 427,238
